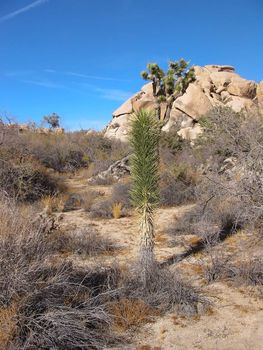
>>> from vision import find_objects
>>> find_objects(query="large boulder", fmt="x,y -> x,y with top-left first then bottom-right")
105,65 -> 261,141
173,84 -> 212,120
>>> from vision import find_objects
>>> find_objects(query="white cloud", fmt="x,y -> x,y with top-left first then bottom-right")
0,0 -> 49,23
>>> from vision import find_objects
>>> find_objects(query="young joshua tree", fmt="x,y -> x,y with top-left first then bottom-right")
130,109 -> 161,284
141,59 -> 195,121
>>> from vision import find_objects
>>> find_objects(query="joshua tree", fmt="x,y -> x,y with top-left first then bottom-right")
129,109 -> 161,284
43,113 -> 60,129
141,59 -> 195,121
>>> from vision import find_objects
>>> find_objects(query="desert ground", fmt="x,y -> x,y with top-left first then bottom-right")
53,171 -> 263,350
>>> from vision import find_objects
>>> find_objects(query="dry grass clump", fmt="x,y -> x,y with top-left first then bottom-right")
0,303 -> 17,349
112,202 -> 122,219
42,193 -> 67,213
89,183 -> 132,219
110,298 -> 160,332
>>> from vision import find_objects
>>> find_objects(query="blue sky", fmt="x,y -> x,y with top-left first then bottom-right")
0,0 -> 262,130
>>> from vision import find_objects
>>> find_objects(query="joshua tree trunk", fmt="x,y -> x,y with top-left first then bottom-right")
139,207 -> 154,257
138,207 -> 156,286
163,92 -> 183,121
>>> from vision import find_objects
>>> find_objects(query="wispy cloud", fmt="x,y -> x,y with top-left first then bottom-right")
65,71 -> 129,82
22,79 -> 64,89
0,0 -> 49,23
45,69 -> 130,82
95,88 -> 133,101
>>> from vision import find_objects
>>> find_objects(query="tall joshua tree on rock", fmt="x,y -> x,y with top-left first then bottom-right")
130,109 -> 161,285
141,59 -> 195,121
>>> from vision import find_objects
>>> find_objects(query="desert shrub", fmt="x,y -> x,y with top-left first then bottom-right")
90,184 -> 132,218
12,263 -> 120,350
51,227 -> 118,256
0,196 -> 123,349
196,107 -> 263,233
160,167 -> 197,206
165,207 -> 201,237
111,182 -> 132,208
81,190 -> 100,211
160,129 -> 186,154
0,122 -> 129,173
18,130 -> 127,172
63,193 -> 84,211
225,258 -> 263,286
0,156 -> 64,202
203,249 -> 263,287
158,137 -> 199,207
42,194 -> 64,213
0,196 -> 54,305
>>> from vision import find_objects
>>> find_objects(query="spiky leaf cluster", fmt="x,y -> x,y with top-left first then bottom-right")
140,58 -> 195,99
130,110 -> 161,213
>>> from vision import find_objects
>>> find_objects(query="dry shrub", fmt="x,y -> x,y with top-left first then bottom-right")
51,227 -> 118,256
165,207 -> 201,237
0,156 -> 64,202
225,258 -> 263,286
110,298 -> 160,332
81,190 -> 99,211
197,107 -> 263,233
13,263 -> 121,350
0,196 -> 57,306
202,243 -> 263,287
112,202 -> 122,219
0,196 -> 123,349
123,262 -> 209,316
160,166 -> 197,207
111,182 -> 132,209
90,199 -> 113,219
0,123 -> 128,173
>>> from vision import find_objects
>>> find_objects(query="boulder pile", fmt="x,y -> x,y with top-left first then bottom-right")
105,65 -> 262,141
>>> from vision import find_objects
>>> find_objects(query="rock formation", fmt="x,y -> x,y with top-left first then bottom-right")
88,155 -> 130,184
105,65 -> 262,141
